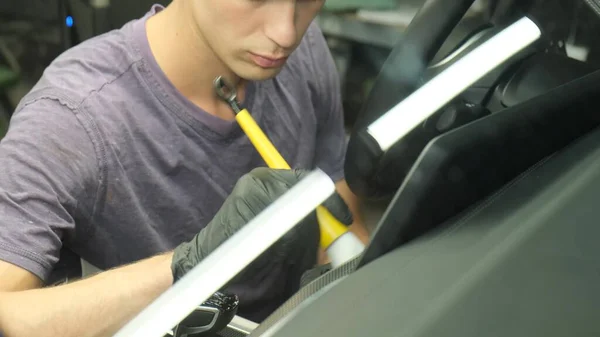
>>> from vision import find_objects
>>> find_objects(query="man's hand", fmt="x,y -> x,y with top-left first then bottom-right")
316,180 -> 370,265
171,167 -> 353,320
335,179 -> 370,244
0,253 -> 175,337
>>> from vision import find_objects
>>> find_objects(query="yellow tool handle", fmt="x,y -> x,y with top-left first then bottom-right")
236,109 -> 290,169
314,205 -> 349,248
235,109 -> 349,249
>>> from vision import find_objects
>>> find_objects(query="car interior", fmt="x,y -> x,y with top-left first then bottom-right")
180,0 -> 600,336
4,0 -> 600,336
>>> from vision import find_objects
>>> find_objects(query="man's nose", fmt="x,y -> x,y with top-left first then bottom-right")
264,2 -> 297,50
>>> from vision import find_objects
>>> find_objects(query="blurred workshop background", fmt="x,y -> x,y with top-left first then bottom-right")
1,0 -> 600,139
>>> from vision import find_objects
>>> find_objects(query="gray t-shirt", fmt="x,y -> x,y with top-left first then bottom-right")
0,5 -> 346,319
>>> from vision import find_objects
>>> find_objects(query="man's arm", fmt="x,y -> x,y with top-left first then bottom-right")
0,166 -> 352,337
0,253 -> 173,337
0,98 -> 173,337
318,180 -> 369,264
335,179 -> 370,244
0,261 -> 43,292
305,24 -> 370,244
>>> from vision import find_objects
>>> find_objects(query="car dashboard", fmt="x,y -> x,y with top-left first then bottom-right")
255,109 -> 600,337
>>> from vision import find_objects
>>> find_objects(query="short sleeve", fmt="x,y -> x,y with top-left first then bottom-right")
0,97 -> 98,281
306,22 -> 348,182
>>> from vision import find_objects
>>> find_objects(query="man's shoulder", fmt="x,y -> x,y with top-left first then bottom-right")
13,19 -> 157,155
22,21 -> 143,110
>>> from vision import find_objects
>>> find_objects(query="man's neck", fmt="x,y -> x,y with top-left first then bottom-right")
145,3 -> 246,118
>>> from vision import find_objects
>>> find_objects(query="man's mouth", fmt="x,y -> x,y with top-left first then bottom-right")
249,53 -> 288,69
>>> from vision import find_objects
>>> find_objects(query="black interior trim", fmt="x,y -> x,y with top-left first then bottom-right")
263,111 -> 600,337
358,69 -> 600,268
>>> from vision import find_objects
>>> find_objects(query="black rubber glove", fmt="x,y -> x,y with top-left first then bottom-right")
171,167 -> 353,283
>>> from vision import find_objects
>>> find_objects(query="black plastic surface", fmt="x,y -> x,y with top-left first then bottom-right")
425,24 -> 539,100
262,116 -> 600,337
344,16 -> 544,200
429,16 -> 492,65
179,310 -> 216,328
173,292 -> 239,337
345,0 -> 478,199
369,99 -> 490,198
498,52 -> 597,107
358,69 -> 600,268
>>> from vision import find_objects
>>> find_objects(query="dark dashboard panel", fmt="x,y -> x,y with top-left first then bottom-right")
358,69 -> 600,267
264,125 -> 600,337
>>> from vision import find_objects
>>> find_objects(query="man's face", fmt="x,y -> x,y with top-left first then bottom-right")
189,0 -> 325,81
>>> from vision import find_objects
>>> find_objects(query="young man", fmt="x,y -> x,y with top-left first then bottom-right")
0,0 -> 369,336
